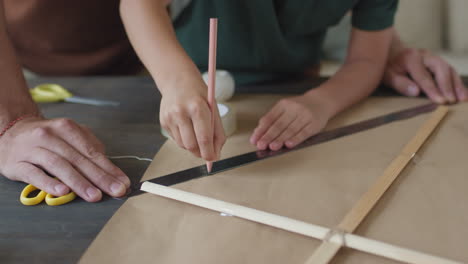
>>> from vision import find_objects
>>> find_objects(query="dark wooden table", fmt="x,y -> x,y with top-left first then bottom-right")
0,76 -> 466,264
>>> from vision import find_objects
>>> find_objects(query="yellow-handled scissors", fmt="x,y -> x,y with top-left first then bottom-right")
20,181 -> 77,206
30,84 -> 120,107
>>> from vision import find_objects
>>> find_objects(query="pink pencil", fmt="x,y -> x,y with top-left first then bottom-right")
206,18 -> 218,173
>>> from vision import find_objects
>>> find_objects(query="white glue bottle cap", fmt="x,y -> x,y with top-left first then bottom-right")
202,70 -> 235,102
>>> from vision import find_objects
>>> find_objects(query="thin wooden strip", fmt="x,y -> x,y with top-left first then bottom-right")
140,181 -> 461,264
338,155 -> 413,231
305,106 -> 449,264
307,242 -> 341,263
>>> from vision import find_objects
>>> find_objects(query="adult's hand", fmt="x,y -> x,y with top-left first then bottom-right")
383,48 -> 468,103
0,117 -> 130,202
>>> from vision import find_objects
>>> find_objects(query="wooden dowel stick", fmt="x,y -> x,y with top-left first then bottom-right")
206,18 -> 218,173
305,106 -> 449,264
140,181 -> 460,264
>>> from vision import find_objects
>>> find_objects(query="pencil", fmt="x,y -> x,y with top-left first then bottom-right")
206,18 -> 218,173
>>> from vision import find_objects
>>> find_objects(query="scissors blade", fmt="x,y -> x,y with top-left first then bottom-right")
65,96 -> 120,107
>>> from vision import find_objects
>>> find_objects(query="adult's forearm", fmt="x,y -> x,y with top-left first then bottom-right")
0,2 -> 39,128
120,0 -> 202,96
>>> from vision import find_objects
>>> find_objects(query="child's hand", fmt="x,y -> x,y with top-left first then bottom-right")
159,76 -> 226,161
250,95 -> 330,151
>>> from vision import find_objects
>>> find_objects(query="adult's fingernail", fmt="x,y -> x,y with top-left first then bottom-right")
118,175 -> 130,187
55,184 -> 68,194
435,96 -> 445,104
448,95 -> 456,103
111,182 -> 125,195
407,85 -> 419,96
87,187 -> 101,200
461,93 -> 468,101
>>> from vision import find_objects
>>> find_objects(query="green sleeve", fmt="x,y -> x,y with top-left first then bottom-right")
351,0 -> 399,31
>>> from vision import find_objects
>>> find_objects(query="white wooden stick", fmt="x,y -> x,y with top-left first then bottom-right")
306,106 -> 449,264
141,182 -> 461,264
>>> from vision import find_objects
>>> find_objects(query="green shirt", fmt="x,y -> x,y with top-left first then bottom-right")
174,0 -> 398,85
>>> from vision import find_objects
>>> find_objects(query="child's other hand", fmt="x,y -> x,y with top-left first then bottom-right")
249,95 -> 330,151
159,75 -> 225,161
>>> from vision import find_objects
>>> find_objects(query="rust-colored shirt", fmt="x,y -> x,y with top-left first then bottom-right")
4,0 -> 141,75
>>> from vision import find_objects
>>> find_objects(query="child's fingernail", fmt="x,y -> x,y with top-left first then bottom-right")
407,85 -> 419,96
270,142 -> 280,150
257,142 -> 266,150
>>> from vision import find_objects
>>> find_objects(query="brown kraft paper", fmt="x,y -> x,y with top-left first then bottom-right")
80,95 -> 468,264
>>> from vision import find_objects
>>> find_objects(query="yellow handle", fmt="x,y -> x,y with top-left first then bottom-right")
20,181 -> 77,206
30,84 -> 73,103
45,192 -> 77,206
20,184 -> 47,206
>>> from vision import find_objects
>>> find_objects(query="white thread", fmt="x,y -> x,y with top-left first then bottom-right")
107,155 -> 153,162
